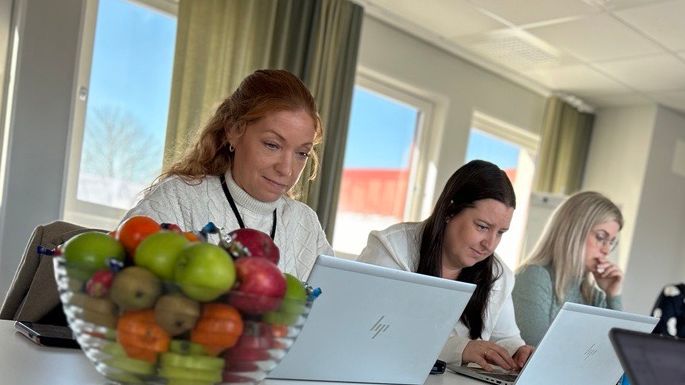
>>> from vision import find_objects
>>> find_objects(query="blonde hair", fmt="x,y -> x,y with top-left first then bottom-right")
518,191 -> 623,303
159,69 -> 323,194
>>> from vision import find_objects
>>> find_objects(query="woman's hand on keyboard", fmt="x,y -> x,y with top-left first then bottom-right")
513,345 -> 534,369
463,340 -> 517,372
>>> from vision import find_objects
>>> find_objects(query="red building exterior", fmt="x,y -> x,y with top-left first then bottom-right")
338,167 -> 517,218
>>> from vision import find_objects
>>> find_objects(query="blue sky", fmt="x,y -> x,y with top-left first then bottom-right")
87,0 -> 176,143
344,86 -> 520,170
465,130 -> 519,170
343,87 -> 418,169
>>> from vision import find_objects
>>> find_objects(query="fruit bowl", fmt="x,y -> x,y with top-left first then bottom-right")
51,221 -> 316,385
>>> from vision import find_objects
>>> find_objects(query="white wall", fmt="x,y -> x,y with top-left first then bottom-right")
622,106 -> 685,313
583,105 -> 656,271
0,0 -> 84,298
357,16 -> 546,203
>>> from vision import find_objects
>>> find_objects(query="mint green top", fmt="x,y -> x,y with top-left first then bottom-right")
512,264 -> 623,346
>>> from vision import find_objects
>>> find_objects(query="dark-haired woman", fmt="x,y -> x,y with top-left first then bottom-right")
357,160 -> 533,371
123,69 -> 333,280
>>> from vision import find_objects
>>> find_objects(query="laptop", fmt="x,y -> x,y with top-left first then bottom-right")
610,328 -> 685,385
268,254 -> 476,384
451,302 -> 659,385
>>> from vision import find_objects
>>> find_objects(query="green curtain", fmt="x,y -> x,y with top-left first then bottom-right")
269,0 -> 363,238
164,0 -> 363,239
164,0 -> 278,164
534,96 -> 595,194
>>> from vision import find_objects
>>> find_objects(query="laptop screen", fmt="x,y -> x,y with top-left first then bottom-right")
610,328 -> 685,385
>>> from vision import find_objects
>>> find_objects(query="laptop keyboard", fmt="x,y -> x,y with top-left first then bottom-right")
483,372 -> 519,382
471,368 -> 519,383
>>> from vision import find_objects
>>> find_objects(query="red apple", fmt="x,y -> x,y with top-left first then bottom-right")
225,229 -> 279,264
223,325 -> 275,372
229,258 -> 286,315
85,269 -> 115,297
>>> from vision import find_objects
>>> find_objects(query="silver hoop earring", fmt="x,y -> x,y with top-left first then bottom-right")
229,144 -> 235,152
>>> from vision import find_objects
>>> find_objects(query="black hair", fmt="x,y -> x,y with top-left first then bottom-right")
417,160 -> 516,339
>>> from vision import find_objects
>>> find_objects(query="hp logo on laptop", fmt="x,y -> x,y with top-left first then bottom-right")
370,316 -> 390,339
583,343 -> 598,360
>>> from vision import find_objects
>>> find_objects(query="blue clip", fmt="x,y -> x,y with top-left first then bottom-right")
200,222 -> 220,239
307,287 -> 322,301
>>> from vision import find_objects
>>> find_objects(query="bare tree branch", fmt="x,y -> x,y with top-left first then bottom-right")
81,105 -> 161,183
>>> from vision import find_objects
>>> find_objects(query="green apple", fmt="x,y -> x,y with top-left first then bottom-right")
63,231 -> 125,274
109,266 -> 162,311
174,243 -> 235,302
102,342 -> 156,375
159,352 -> 224,371
264,273 -> 307,325
158,365 -> 222,383
134,231 -> 189,280
166,380 -> 215,385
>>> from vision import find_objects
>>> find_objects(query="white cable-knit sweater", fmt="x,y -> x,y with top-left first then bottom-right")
123,172 -> 333,280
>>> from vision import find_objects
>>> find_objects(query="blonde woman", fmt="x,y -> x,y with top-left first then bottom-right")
123,69 -> 333,279
512,191 -> 624,346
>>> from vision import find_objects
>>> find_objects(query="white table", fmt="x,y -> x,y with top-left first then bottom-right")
0,320 -> 480,385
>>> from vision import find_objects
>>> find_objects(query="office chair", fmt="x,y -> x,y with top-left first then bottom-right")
0,221 -> 96,324
651,283 -> 685,337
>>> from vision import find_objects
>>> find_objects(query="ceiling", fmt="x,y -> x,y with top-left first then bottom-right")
356,0 -> 685,114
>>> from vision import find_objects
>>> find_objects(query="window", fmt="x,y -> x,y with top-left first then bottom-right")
332,71 -> 441,258
64,0 -> 177,229
465,112 -> 539,268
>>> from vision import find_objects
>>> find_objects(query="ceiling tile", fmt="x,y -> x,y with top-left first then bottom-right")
523,64 -> 631,94
603,0 -> 675,11
615,0 -> 685,51
594,54 -> 685,91
364,0 -> 506,38
467,0 -> 600,26
361,0 -> 682,110
527,13 -> 663,61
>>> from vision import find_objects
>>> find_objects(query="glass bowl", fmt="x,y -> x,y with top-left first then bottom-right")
53,256 -> 314,385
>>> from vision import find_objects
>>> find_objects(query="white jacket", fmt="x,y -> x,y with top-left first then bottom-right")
357,222 -> 525,366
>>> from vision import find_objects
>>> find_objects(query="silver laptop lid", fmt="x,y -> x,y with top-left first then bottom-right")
515,302 -> 658,385
269,255 -> 476,384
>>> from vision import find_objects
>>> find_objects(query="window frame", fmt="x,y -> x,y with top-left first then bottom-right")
62,0 -> 178,230
332,67 -> 446,257
356,67 -> 447,221
468,110 -> 541,267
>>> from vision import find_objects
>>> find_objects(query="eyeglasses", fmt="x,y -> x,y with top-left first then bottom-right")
593,230 -> 618,252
